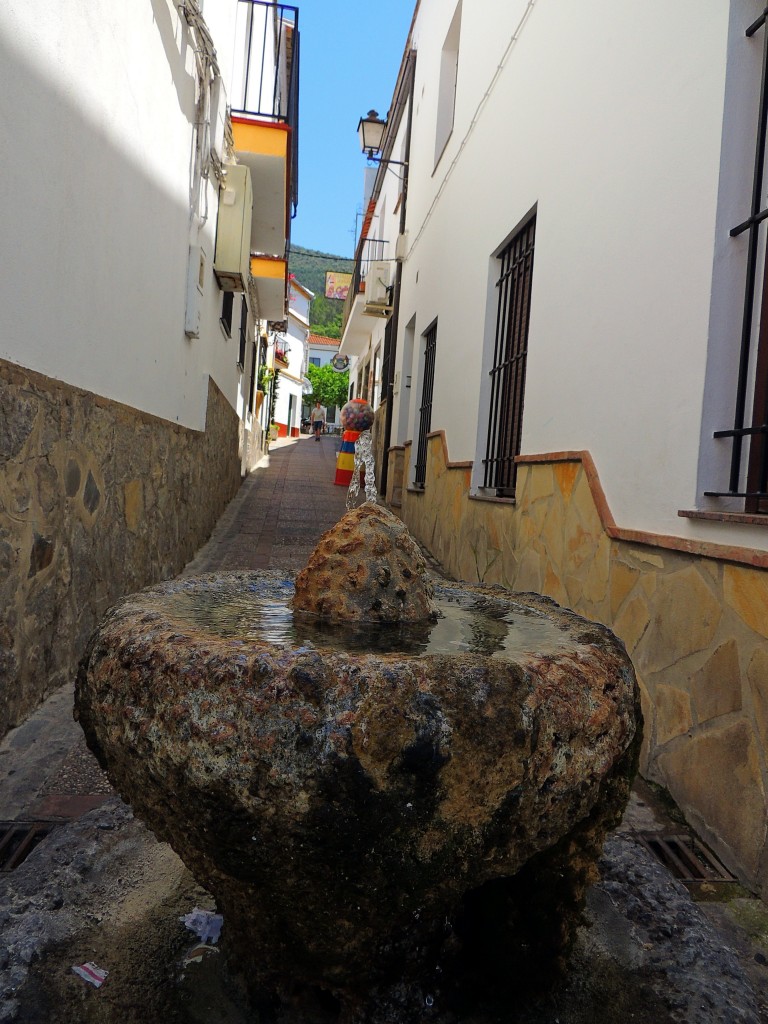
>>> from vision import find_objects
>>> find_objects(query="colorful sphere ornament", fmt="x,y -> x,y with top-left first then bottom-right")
340,398 -> 374,432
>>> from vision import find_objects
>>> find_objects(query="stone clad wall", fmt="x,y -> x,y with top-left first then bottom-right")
0,360 -> 242,737
372,404 -> 387,492
392,433 -> 768,893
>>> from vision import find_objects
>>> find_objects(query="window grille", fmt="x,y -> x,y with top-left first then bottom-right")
381,317 -> 394,406
221,291 -> 234,337
483,216 -> 536,496
414,320 -> 438,488
248,341 -> 258,413
706,9 -> 768,511
237,297 -> 248,369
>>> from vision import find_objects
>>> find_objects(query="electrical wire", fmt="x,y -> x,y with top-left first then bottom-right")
178,0 -> 228,238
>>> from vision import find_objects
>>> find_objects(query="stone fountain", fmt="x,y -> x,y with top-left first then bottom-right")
75,408 -> 641,1023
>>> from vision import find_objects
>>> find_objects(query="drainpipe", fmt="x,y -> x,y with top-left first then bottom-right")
380,52 -> 415,501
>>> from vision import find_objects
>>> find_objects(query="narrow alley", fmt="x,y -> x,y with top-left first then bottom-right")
4,0 -> 768,1020
0,432 -> 767,1023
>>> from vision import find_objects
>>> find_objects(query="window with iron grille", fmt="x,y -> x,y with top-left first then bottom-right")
248,341 -> 258,413
381,317 -> 394,406
237,297 -> 248,369
414,320 -> 438,488
482,216 -> 536,497
221,291 -> 234,337
705,9 -> 768,512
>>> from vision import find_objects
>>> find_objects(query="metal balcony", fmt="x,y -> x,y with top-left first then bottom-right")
229,2 -> 299,320
339,238 -> 390,356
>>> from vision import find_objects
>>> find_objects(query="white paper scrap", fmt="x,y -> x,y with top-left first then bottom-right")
72,962 -> 108,988
179,907 -> 223,944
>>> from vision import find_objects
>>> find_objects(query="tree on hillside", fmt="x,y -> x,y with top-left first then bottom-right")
309,294 -> 343,338
288,245 -> 353,297
306,363 -> 349,410
288,246 -> 352,339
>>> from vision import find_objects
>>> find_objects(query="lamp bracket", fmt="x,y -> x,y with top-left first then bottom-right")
365,154 -> 408,166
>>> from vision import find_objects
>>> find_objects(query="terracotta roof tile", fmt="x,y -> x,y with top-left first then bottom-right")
308,334 -> 340,347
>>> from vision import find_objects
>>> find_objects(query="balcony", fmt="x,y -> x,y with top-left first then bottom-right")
251,254 -> 288,321
229,1 -> 299,319
339,238 -> 392,357
273,334 -> 290,364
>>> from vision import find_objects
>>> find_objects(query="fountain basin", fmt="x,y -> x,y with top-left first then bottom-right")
75,570 -> 640,1019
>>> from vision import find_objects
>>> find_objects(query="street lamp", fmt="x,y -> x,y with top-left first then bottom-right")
357,109 -> 408,166
357,110 -> 387,159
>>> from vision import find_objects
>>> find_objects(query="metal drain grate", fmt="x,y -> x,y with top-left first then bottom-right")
0,821 -> 57,871
638,832 -> 737,889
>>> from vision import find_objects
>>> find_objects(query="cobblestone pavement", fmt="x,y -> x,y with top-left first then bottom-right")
0,433 -> 348,824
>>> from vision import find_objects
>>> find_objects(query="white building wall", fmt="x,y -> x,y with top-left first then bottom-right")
272,331 -> 307,435
395,0 -> 757,546
0,0 -> 244,431
308,340 -> 339,368
343,112 -> 410,410
272,281 -> 311,434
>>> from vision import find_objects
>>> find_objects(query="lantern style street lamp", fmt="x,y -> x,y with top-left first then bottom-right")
357,110 -> 387,159
357,110 -> 408,166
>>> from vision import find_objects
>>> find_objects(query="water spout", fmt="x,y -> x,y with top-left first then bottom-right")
346,428 -> 378,509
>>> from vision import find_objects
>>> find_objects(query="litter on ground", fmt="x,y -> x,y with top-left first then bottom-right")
71,962 -> 108,988
179,907 -> 223,944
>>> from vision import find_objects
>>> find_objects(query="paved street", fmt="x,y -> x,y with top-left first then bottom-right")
183,432 -> 348,574
0,432 -> 348,824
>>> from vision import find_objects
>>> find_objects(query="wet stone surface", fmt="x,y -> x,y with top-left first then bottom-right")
0,798 -> 764,1024
292,504 -> 436,623
75,569 -> 641,1022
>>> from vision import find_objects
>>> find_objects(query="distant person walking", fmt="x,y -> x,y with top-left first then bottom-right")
310,400 -> 326,442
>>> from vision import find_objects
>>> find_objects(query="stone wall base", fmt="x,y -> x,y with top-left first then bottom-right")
240,417 -> 268,475
0,360 -> 242,737
390,434 -> 768,894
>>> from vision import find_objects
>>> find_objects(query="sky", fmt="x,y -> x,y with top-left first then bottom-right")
290,1 -> 415,259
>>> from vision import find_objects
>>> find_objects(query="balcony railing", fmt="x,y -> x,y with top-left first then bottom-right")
274,336 -> 290,363
231,0 -> 299,215
341,237 -> 388,332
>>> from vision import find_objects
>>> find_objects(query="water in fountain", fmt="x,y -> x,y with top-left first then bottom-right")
152,579 -> 573,658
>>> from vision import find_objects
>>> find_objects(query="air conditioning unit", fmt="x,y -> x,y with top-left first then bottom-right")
364,260 -> 393,316
213,165 -> 252,291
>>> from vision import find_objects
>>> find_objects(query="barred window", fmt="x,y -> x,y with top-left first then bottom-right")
706,9 -> 768,511
220,291 -> 234,337
237,296 -> 248,369
414,320 -> 438,488
248,341 -> 257,413
483,216 -> 536,496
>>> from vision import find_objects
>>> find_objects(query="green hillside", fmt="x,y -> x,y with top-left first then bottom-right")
288,244 -> 354,295
288,245 -> 355,339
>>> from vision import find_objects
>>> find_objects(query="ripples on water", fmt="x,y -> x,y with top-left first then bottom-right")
162,584 -> 570,661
